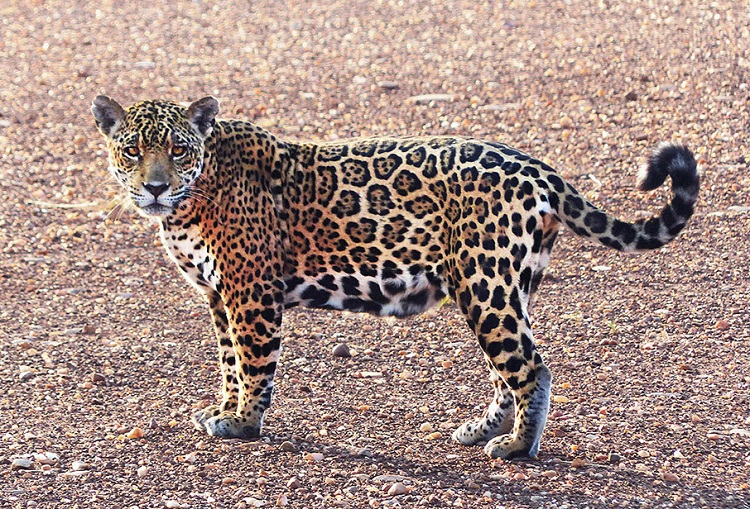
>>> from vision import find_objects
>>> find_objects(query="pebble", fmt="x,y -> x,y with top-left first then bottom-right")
71,461 -> 89,471
541,470 -> 558,478
305,452 -> 324,462
377,81 -> 399,90
662,472 -> 680,482
277,494 -> 288,506
406,94 -> 454,105
424,431 -> 442,440
332,343 -> 351,358
34,452 -> 59,465
419,422 -> 433,432
137,466 -> 149,477
624,91 -> 638,101
715,320 -> 730,331
571,457 -> 587,468
287,477 -> 301,489
164,501 -> 181,509
553,395 -> 569,404
279,440 -> 296,452
706,432 -> 720,441
19,371 -> 36,382
91,372 -> 107,383
11,458 -> 34,470
387,482 -> 407,495
126,427 -> 144,439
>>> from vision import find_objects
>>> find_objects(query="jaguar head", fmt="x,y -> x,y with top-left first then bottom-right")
91,95 -> 219,218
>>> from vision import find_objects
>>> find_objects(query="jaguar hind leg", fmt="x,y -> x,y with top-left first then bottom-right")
452,371 -> 515,445
452,282 -> 551,459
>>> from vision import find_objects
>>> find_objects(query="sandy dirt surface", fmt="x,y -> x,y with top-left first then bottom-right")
1,1 -> 748,508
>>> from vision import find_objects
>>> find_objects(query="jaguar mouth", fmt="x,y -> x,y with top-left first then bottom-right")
139,202 -> 175,217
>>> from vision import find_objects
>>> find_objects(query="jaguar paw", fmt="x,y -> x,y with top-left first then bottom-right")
204,411 -> 261,439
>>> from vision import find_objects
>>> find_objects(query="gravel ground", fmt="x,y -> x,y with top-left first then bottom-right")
1,1 -> 749,508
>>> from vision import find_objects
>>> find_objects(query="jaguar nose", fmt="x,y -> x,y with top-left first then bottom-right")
143,182 -> 170,199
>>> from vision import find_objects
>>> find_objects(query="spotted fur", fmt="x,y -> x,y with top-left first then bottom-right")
92,96 -> 699,459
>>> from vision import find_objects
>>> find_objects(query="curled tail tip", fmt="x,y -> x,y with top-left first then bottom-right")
637,142 -> 698,192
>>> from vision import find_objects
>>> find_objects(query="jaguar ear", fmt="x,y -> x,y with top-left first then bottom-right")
187,96 -> 219,138
91,95 -> 126,138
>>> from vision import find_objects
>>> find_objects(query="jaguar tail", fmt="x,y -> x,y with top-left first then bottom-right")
549,143 -> 699,252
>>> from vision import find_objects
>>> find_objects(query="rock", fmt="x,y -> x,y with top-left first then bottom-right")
388,482 -> 407,495
137,466 -> 149,477
715,320 -> 730,331
305,452 -> 324,462
571,457 -> 587,468
419,422 -> 433,432
19,371 -> 36,382
279,440 -> 296,452
34,452 -> 59,465
662,472 -> 680,482
541,469 -> 558,478
624,91 -> 638,101
406,94 -> 454,105
277,494 -> 288,506
424,431 -> 442,440
553,395 -> 569,404
377,81 -> 399,90
11,458 -> 34,470
287,476 -> 301,489
126,427 -> 144,439
706,432 -> 720,441
332,343 -> 351,358
91,372 -> 107,383
71,461 -> 89,471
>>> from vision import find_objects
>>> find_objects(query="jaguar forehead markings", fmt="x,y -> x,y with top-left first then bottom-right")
92,95 -> 699,460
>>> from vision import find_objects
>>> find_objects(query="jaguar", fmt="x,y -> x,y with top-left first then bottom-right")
91,95 -> 698,459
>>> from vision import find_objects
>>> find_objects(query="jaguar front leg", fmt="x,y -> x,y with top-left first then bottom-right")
201,281 -> 284,440
192,290 -> 240,432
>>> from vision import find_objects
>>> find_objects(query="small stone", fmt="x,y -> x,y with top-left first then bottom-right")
571,457 -> 587,468
553,395 -> 569,404
706,432 -> 720,441
82,325 -> 97,334
222,477 -> 236,485
11,458 -> 34,470
305,452 -> 324,462
513,472 -> 528,480
608,453 -> 621,464
277,494 -> 289,506
332,343 -> 351,358
425,431 -> 442,440
377,81 -> 399,90
441,360 -> 453,369
34,452 -> 59,465
164,501 -> 181,509
419,422 -> 433,432
637,450 -> 650,458
388,482 -> 407,496
662,472 -> 680,482
19,371 -> 35,382
624,91 -> 638,101
541,469 -> 558,478
137,466 -> 149,477
71,461 -> 89,471
279,441 -> 296,452
406,94 -> 454,105
715,320 -> 730,331
91,372 -> 106,383
126,427 -> 144,439
287,477 -> 301,489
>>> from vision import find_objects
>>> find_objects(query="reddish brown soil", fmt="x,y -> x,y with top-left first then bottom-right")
1,1 -> 748,508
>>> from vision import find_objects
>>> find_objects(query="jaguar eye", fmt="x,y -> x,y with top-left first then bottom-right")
123,146 -> 140,159
171,145 -> 187,159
